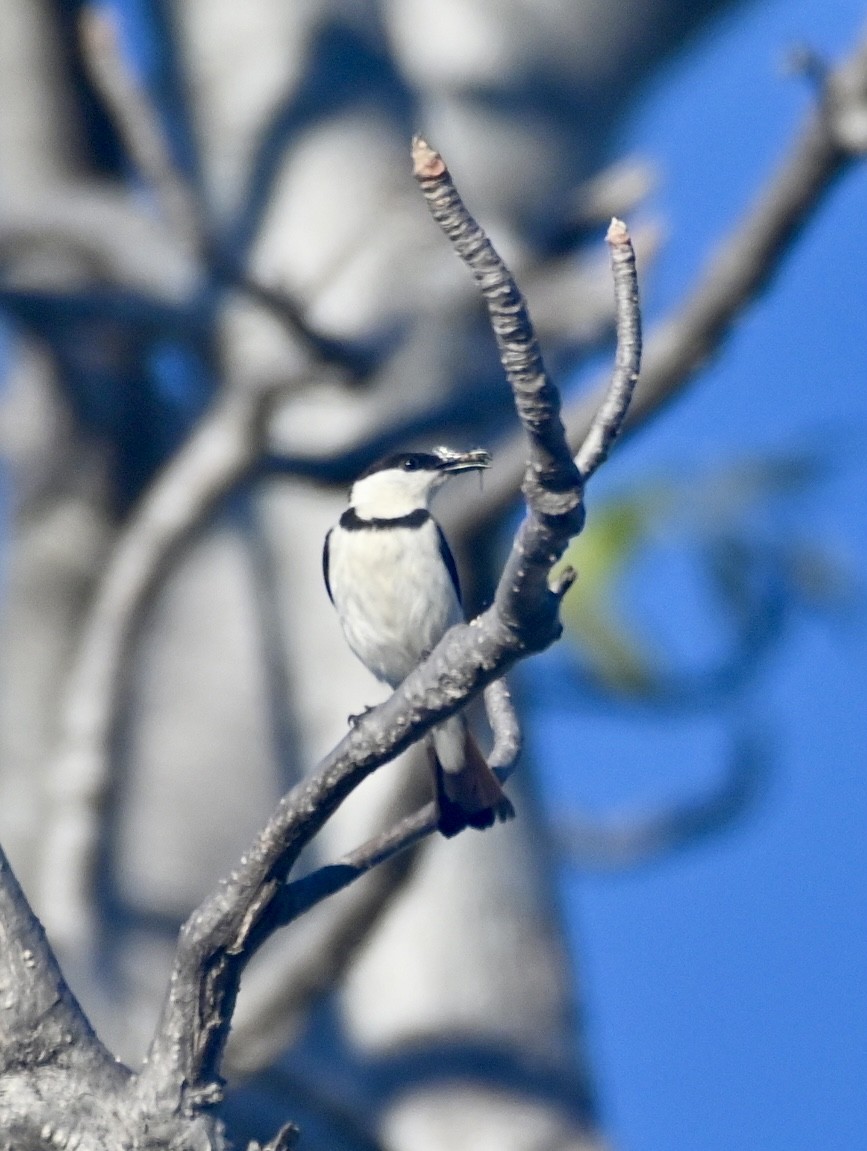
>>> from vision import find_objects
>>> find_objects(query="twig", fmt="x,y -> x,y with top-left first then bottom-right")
136,137 -> 641,1114
484,679 -> 522,778
226,836 -> 427,1076
226,754 -> 432,1077
270,803 -> 437,928
575,218 -> 641,480
446,24 -> 867,532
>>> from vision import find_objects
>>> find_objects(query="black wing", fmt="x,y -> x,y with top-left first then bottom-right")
322,529 -> 334,604
437,524 -> 462,606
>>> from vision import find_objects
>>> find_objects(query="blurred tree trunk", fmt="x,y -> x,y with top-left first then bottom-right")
0,2 -> 752,1148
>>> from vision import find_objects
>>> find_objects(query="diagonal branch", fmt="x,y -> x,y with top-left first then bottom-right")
136,138 -> 641,1114
411,138 -> 583,519
225,751 -> 431,1078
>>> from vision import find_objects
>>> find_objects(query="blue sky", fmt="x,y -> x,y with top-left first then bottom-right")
531,3 -> 867,1149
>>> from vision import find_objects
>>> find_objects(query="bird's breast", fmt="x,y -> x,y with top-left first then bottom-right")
328,521 -> 461,688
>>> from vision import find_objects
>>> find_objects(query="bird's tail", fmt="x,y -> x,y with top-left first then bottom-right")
428,716 -> 515,838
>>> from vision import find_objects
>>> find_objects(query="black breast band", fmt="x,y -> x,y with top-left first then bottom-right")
340,508 -> 432,531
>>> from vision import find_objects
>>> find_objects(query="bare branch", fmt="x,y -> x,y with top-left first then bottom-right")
271,803 -> 437,929
575,218 -> 642,481
484,679 -> 522,778
0,844 -> 114,1076
447,24 -> 867,532
137,136 -> 640,1113
226,756 -> 431,1077
411,137 -> 583,522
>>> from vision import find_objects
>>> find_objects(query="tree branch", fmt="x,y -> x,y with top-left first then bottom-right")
136,138 -> 641,1114
484,679 -> 522,777
225,753 -> 431,1078
0,844 -> 135,1145
448,23 -> 867,531
0,844 -> 114,1075
575,218 -> 642,481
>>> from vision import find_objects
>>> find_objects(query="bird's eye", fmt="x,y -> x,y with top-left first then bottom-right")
402,457 -> 419,471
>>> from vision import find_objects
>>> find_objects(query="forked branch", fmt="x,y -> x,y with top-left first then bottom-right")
136,138 -> 641,1116
0,137 -> 640,1150
450,23 -> 867,529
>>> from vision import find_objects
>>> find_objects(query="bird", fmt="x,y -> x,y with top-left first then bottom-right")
323,446 -> 515,837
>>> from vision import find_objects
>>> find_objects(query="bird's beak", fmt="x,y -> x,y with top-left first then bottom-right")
435,447 -> 492,474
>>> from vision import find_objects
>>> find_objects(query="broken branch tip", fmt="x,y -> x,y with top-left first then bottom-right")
606,217 -> 630,246
411,135 -> 447,179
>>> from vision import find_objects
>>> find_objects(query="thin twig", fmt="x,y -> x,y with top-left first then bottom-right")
446,24 -> 867,533
575,218 -> 641,480
136,137 -> 641,1114
226,754 -> 432,1077
270,804 -> 437,929
484,679 -> 522,778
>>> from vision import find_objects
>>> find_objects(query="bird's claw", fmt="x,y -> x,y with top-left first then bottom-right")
348,705 -> 374,727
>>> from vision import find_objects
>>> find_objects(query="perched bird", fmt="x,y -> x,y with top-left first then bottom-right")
323,446 -> 515,836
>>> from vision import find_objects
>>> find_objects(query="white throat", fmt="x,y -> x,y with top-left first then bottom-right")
350,470 -> 440,519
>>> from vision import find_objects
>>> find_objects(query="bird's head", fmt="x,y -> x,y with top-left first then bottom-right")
349,446 -> 491,519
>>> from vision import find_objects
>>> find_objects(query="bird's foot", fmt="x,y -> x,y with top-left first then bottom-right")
347,705 -> 375,727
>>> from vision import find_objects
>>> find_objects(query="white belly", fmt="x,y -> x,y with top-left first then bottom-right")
328,521 -> 462,688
